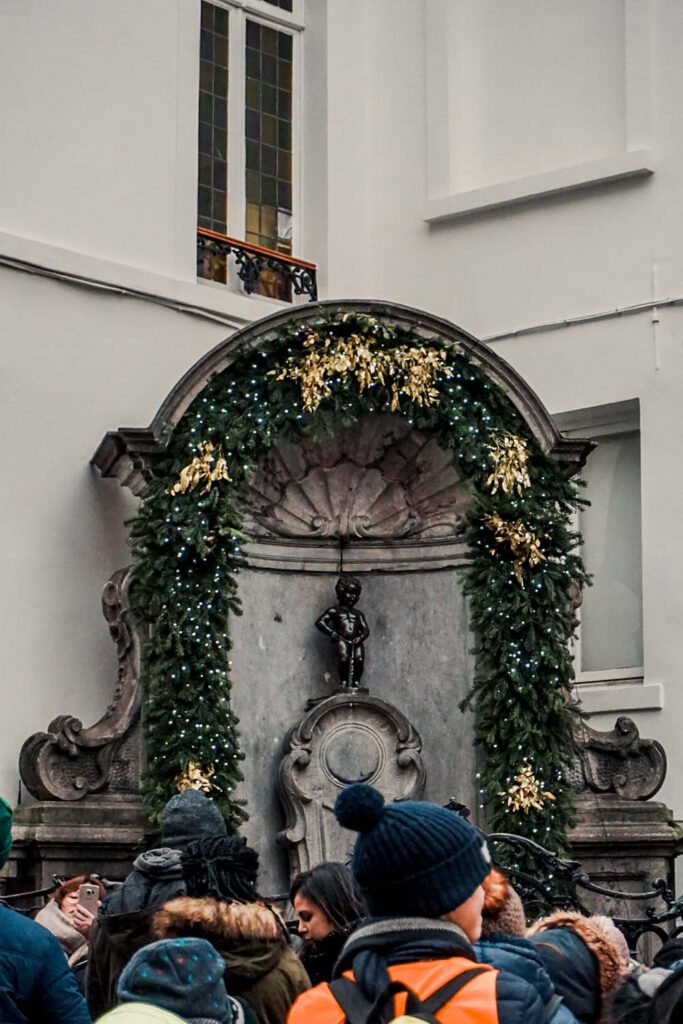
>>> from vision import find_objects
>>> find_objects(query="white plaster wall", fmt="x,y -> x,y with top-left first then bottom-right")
322,0 -> 683,814
0,267 -> 232,803
2,0 -> 683,828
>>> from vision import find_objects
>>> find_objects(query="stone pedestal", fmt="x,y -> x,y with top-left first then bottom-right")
277,690 -> 425,876
570,793 -> 682,918
7,797 -> 146,893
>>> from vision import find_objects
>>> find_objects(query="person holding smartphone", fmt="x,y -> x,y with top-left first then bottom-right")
35,875 -> 106,991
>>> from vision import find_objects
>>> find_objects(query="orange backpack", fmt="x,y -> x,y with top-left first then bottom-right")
329,966 -> 491,1024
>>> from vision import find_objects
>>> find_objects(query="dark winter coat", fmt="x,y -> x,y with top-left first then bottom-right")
527,912 -> 624,1024
0,902 -> 91,1023
288,915 -> 549,1024
300,927 -> 354,985
475,935 -> 580,1024
153,896 -> 311,1024
86,848 -> 186,1019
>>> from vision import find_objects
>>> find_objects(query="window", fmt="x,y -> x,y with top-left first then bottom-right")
197,0 -> 301,300
556,402 -> 643,682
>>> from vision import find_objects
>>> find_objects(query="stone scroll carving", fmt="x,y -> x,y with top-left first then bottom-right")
247,416 -> 470,542
19,567 -> 143,801
277,691 -> 426,876
571,716 -> 667,801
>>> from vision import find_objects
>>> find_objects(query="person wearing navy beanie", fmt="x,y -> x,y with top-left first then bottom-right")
288,784 -> 549,1024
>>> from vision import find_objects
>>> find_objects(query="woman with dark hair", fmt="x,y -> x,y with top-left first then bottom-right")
290,861 -> 367,984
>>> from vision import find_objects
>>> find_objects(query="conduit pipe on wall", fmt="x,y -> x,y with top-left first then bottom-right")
1,249 -> 683,344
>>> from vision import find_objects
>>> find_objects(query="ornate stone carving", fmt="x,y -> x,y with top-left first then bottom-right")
19,568 -> 143,801
277,691 -> 426,875
571,716 -> 667,801
246,416 -> 469,542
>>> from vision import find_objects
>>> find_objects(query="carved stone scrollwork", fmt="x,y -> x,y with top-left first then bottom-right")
277,691 -> 426,876
571,716 -> 667,801
19,567 -> 143,801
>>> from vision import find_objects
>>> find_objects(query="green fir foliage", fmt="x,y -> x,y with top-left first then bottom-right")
129,311 -> 589,849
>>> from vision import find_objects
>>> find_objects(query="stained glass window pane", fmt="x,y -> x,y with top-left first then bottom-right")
245,17 -> 294,298
197,1 -> 229,282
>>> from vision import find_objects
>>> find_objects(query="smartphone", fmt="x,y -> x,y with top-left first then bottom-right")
77,882 -> 100,916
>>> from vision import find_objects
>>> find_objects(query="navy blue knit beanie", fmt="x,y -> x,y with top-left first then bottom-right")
118,938 -> 233,1024
335,784 -> 491,918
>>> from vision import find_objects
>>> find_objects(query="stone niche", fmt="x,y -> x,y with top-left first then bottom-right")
229,415 -> 478,895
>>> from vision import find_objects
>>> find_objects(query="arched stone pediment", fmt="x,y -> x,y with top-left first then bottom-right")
91,299 -> 592,492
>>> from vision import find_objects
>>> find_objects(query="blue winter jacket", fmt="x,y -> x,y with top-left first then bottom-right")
476,936 -> 580,1024
0,903 -> 92,1023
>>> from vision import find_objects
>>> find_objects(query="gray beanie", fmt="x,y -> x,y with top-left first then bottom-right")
161,790 -> 227,853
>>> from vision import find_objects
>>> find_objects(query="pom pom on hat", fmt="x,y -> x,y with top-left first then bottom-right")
335,783 -> 385,834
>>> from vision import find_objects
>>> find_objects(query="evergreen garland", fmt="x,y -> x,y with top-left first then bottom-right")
129,311 -> 588,847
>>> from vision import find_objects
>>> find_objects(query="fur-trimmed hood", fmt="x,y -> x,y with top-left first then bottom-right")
152,898 -> 310,1024
153,897 -> 289,981
527,911 -> 625,1024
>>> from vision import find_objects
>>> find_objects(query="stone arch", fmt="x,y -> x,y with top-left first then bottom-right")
19,300 -> 594,895
93,299 -> 590,493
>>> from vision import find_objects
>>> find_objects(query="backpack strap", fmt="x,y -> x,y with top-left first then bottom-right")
329,977 -> 374,1024
417,966 -> 489,1015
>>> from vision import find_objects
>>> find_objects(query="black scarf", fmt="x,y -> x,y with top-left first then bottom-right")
333,916 -> 477,1004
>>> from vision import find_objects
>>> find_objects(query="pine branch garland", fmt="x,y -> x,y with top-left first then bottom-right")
128,311 -> 589,851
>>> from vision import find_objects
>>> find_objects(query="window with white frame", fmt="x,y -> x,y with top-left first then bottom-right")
197,0 -> 301,299
556,402 -> 643,683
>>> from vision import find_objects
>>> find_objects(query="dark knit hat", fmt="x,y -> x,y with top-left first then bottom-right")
0,797 -> 12,868
118,937 -> 233,1024
335,784 -> 491,918
161,790 -> 227,854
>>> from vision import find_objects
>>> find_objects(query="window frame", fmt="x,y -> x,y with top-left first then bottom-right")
199,0 -> 304,293
555,401 -> 647,681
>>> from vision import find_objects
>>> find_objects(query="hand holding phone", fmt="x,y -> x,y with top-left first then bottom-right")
77,882 -> 100,917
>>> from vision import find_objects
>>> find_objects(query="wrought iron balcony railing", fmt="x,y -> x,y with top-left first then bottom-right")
197,227 -> 318,303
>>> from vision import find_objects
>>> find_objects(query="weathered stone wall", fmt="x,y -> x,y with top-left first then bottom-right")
230,566 -> 477,896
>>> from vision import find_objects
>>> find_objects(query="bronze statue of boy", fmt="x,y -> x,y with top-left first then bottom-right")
316,575 -> 370,689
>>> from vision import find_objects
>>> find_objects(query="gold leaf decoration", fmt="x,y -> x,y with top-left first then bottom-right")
503,764 -> 556,814
270,331 -> 453,414
168,442 -> 230,496
485,431 -> 531,496
484,511 -> 546,585
175,762 -> 220,795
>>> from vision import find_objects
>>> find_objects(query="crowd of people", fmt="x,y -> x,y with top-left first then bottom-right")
1,786 -> 683,1023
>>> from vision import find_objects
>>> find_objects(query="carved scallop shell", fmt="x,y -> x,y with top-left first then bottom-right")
247,415 -> 469,541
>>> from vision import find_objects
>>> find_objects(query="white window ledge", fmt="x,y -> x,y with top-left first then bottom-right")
424,149 -> 655,223
576,678 -> 663,715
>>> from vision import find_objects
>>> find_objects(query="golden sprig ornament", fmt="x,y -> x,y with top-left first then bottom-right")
175,762 -> 220,795
503,763 -> 556,814
485,431 -> 531,496
483,511 -> 546,585
168,442 -> 230,496
271,331 -> 452,413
